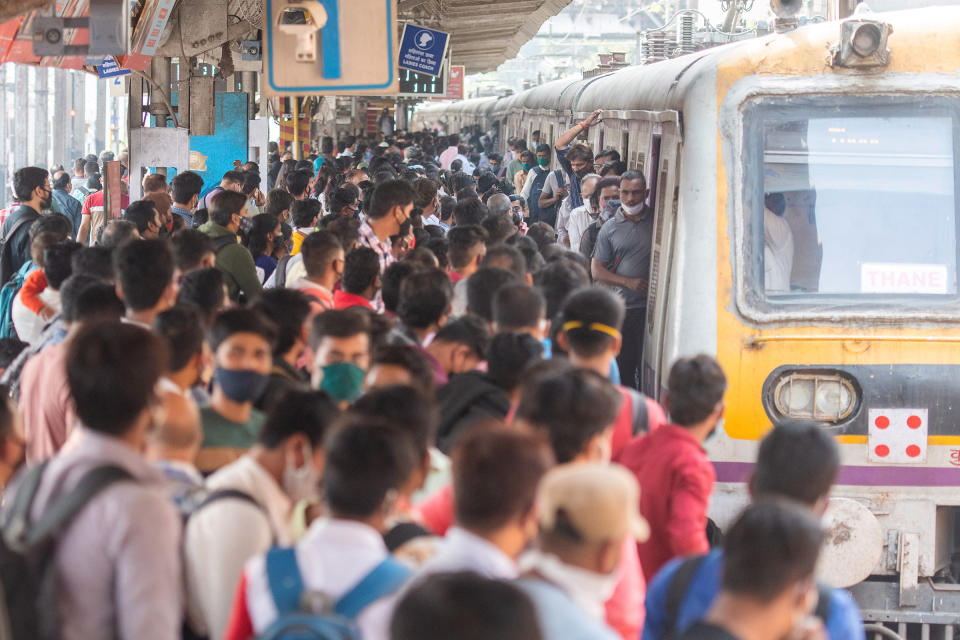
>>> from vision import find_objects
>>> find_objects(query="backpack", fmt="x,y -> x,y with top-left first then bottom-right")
273,255 -> 293,288
0,213 -> 37,286
662,555 -> 833,640
529,168 -> 565,228
611,386 -> 650,451
179,487 -> 265,640
0,261 -> 33,339
257,547 -> 411,640
0,463 -> 134,640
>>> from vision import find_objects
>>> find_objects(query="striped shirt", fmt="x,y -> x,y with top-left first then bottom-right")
357,219 -> 396,274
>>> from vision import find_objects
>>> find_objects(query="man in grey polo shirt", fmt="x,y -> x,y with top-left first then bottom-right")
590,170 -> 653,389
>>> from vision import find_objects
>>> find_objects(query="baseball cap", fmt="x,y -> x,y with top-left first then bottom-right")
378,141 -> 390,148
536,463 -> 650,543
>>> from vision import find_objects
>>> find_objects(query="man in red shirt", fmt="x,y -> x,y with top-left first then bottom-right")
78,187 -> 130,246
616,354 -> 726,580
332,247 -> 379,311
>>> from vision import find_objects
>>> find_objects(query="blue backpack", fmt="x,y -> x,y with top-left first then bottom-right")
258,547 -> 411,640
0,261 -> 34,339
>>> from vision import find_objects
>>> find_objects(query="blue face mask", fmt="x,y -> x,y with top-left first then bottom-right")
213,366 -> 269,403
320,362 -> 366,403
603,199 -> 621,217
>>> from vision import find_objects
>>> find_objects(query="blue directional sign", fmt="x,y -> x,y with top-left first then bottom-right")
97,56 -> 131,79
398,24 -> 450,77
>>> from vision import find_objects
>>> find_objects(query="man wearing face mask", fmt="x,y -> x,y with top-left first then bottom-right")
569,175 -> 610,254
358,179 -> 415,275
517,464 -> 650,640
223,418 -> 416,640
184,390 -> 339,640
196,308 -> 276,474
617,355 -> 727,581
515,366 -> 647,640
521,145 -> 563,226
676,502 -> 825,640
310,307 -> 372,407
591,170 -> 654,389
1,167 -> 51,284
644,423 -> 864,640
514,150 -> 537,196
578,177 -> 621,260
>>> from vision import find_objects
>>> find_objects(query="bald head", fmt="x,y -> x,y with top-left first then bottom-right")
580,174 -> 602,199
146,391 -> 202,464
52,171 -> 71,191
487,193 -> 512,218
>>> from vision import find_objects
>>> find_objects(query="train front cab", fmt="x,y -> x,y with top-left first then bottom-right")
657,8 -> 960,637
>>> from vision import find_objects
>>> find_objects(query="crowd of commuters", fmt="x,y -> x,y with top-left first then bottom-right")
0,120 -> 863,640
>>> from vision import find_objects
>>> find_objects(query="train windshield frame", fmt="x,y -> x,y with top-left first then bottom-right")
740,94 -> 960,318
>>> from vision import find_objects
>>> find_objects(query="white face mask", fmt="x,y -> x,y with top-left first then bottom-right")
519,549 -> 619,621
283,444 -> 320,503
621,201 -> 646,216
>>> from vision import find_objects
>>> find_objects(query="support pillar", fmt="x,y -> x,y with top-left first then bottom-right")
53,69 -> 67,170
14,65 -> 28,170
34,67 -> 48,169
95,75 -> 107,154
71,72 -> 85,162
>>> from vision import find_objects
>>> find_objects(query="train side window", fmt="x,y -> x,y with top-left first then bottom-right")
743,96 -> 960,308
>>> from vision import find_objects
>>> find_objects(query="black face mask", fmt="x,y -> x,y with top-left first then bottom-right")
575,167 -> 590,179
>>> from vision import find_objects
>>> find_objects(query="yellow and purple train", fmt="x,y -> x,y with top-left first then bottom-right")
415,6 -> 960,635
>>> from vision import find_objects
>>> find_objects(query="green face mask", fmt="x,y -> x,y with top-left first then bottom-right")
537,158 -> 550,167
522,162 -> 532,171
319,362 -> 366,403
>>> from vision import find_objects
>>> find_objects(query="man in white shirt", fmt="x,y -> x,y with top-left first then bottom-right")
183,391 -> 338,640
517,464 -> 650,640
569,176 -> 620,255
562,174 -> 600,249
223,419 -> 418,640
763,193 -> 794,293
416,425 -> 554,580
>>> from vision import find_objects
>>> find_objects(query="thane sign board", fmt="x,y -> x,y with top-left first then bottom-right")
263,0 -> 398,96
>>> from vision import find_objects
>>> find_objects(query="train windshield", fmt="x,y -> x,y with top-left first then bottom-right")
756,103 -> 959,301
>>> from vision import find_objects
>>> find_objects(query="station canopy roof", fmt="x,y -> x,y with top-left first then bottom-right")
0,0 -> 574,75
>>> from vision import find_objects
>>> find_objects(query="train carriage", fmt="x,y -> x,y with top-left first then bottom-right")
415,7 -> 960,634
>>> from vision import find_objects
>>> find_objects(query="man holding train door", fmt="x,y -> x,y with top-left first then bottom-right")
591,164 -> 653,390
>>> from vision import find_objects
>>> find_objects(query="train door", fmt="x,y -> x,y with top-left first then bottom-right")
641,114 -> 682,400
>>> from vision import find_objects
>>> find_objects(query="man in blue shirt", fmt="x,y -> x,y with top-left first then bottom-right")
643,422 -> 865,640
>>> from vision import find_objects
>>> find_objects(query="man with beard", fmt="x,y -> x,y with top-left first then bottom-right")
1,167 -> 51,283
617,355 -> 727,581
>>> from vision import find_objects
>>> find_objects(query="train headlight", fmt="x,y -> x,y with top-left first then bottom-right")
773,373 -> 856,422
833,17 -> 892,69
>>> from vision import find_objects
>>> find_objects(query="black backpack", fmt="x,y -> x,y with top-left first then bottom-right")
0,213 -> 36,286
662,554 -> 833,639
0,463 -> 133,640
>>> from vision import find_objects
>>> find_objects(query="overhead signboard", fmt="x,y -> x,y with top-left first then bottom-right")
397,64 -> 447,98
398,24 -> 449,77
444,64 -> 464,101
263,0 -> 398,96
97,56 -> 131,79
